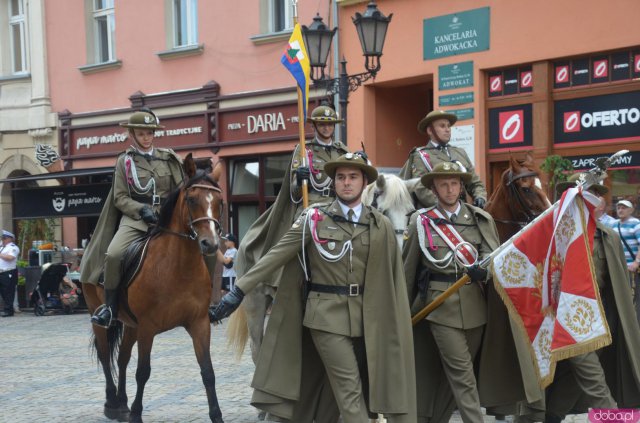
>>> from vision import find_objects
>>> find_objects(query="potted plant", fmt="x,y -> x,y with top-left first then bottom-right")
540,155 -> 574,200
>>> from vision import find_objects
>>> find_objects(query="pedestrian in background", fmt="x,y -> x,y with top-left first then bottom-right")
611,199 -> 640,322
218,233 -> 237,295
0,230 -> 20,317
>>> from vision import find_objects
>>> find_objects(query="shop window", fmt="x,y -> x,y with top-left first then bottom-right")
610,168 -> 640,219
9,0 -> 28,74
487,65 -> 532,98
228,153 -> 290,240
91,0 -> 115,63
172,0 -> 198,48
231,160 -> 259,196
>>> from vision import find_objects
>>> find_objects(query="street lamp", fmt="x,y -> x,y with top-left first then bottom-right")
302,1 -> 392,140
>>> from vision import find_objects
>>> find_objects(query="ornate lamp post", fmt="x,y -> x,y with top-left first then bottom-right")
302,2 -> 392,140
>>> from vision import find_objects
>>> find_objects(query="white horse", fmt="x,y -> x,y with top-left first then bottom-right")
361,173 -> 417,248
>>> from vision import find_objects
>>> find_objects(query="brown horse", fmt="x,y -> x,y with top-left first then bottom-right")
486,152 -> 552,242
82,154 -> 224,423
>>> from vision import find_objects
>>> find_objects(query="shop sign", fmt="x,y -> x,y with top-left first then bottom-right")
566,151 -> 640,171
554,91 -> 640,145
438,61 -> 474,90
451,124 -> 475,165
447,107 -> 474,121
219,102 -> 313,143
439,91 -> 474,106
13,183 -> 111,218
70,115 -> 207,156
423,7 -> 490,60
489,66 -> 532,97
571,58 -> 590,86
488,104 -> 533,151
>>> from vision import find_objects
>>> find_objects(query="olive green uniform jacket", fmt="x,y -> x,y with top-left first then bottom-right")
80,147 -> 184,284
235,140 -> 348,281
238,202 -> 416,422
404,204 -> 540,421
399,145 -> 487,209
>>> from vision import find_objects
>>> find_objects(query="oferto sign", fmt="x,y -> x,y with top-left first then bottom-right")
423,7 -> 490,60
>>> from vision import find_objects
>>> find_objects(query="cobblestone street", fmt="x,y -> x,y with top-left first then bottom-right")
0,312 -> 589,422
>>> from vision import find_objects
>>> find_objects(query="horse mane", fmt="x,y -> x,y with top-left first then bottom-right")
374,174 -> 414,214
151,170 -> 219,235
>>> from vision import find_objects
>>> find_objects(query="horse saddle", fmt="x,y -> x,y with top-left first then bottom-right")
121,234 -> 153,287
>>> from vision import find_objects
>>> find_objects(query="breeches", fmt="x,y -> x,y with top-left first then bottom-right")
104,225 -> 146,290
429,323 -> 484,423
310,329 -> 369,423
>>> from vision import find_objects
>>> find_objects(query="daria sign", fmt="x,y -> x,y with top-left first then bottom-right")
423,7 -> 490,60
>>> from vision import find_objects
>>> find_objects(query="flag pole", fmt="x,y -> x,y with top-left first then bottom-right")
292,0 -> 309,208
411,149 -> 628,325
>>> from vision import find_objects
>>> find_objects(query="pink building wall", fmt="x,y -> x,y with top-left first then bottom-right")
45,1 -> 330,112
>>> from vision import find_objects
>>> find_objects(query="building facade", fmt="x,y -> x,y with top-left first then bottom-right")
336,0 -> 640,214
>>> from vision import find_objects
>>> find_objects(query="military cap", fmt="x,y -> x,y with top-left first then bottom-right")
1,230 -> 15,239
417,110 -> 458,135
555,173 -> 609,196
307,105 -> 344,123
324,152 -> 378,182
120,111 -> 165,130
421,161 -> 472,186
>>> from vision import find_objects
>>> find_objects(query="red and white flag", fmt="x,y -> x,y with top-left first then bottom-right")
492,187 -> 611,388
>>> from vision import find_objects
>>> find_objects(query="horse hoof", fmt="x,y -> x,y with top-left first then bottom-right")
104,404 -> 130,421
212,417 -> 224,423
258,411 -> 267,421
128,415 -> 143,423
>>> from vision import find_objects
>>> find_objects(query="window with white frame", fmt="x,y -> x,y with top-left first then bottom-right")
9,0 -> 28,74
92,0 -> 115,63
269,0 -> 292,33
173,0 -> 198,48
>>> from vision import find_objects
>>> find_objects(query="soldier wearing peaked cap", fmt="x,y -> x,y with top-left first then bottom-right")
403,161 -> 500,422
230,104 -> 349,423
399,110 -> 487,210
81,109 -> 186,328
0,229 -> 19,317
211,153 -> 416,423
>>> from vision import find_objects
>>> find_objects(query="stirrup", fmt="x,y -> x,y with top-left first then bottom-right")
91,304 -> 113,328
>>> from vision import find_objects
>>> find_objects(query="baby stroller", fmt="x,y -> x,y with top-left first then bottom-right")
31,263 -> 79,316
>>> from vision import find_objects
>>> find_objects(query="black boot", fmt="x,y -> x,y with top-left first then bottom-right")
91,289 -> 118,328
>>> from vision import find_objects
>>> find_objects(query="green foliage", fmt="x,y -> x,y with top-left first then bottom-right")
16,218 -> 57,260
540,155 -> 574,191
16,259 -> 28,286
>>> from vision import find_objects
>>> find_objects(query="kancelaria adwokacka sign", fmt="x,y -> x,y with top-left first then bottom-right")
554,91 -> 640,146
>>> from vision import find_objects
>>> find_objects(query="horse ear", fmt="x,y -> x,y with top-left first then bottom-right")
184,153 -> 197,178
509,154 -> 521,171
376,174 -> 386,189
522,151 -> 535,166
212,160 -> 223,183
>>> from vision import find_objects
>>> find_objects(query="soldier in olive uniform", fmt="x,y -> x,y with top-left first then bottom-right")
88,110 -> 184,328
403,162 -> 499,423
399,110 -> 487,209
290,105 -> 350,207
211,153 -> 416,423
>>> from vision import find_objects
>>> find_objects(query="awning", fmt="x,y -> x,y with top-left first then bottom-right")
0,167 -> 114,183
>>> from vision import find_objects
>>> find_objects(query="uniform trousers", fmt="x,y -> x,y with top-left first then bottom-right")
546,351 -> 616,418
310,328 -> 370,423
0,270 -> 17,314
104,225 -> 146,290
429,322 -> 484,423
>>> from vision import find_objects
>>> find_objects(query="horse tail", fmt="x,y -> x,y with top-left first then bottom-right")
226,304 -> 248,360
90,321 -> 124,379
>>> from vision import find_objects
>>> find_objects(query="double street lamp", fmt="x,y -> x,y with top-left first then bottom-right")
302,2 -> 392,140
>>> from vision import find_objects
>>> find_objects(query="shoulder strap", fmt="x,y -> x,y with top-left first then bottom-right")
618,221 -> 636,258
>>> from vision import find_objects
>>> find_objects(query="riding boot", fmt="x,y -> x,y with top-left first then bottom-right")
91,289 -> 118,328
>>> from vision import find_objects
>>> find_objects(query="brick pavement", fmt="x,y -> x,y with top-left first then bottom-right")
0,312 -> 589,422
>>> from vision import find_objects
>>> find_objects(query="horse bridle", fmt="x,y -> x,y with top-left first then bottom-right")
495,169 -> 541,228
371,188 -> 410,235
162,182 -> 223,241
